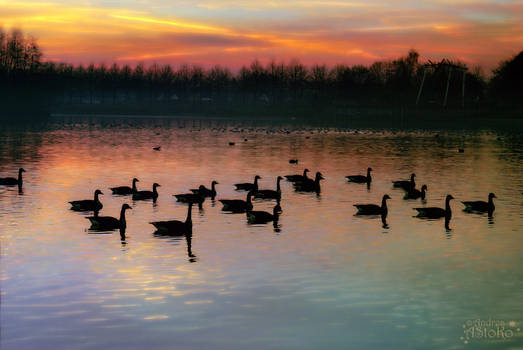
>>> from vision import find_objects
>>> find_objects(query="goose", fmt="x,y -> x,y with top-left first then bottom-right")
254,176 -> 283,200
87,204 -> 131,231
293,172 -> 324,192
69,189 -> 103,211
404,185 -> 427,200
190,181 -> 218,198
289,159 -> 298,164
234,175 -> 261,191
132,183 -> 160,201
393,173 -> 415,190
346,167 -> 372,184
285,169 -> 309,182
174,192 -> 205,206
246,204 -> 281,224
462,193 -> 496,214
354,194 -> 390,215
150,202 -> 193,235
0,168 -> 25,186
110,178 -> 139,195
414,194 -> 454,218
219,191 -> 254,213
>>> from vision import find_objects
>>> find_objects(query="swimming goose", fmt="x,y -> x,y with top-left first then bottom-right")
174,192 -> 205,206
219,191 -> 254,213
393,173 -> 415,190
110,178 -> 139,195
293,172 -> 324,192
346,168 -> 372,184
254,176 -> 283,200
462,193 -> 496,214
285,169 -> 309,182
0,168 -> 25,186
150,202 -> 193,235
354,194 -> 390,215
87,204 -> 131,230
414,194 -> 454,218
132,183 -> 160,201
190,181 -> 218,198
70,189 -> 103,211
234,175 -> 261,191
246,204 -> 281,224
404,185 -> 427,200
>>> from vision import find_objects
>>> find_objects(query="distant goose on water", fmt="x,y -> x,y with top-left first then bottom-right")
234,175 -> 261,191
150,202 -> 193,235
87,204 -> 131,231
219,191 -> 254,213
285,168 -> 309,182
174,192 -> 205,207
346,167 -> 372,184
462,193 -> 496,214
404,185 -> 427,200
70,189 -> 103,212
190,181 -> 218,198
294,171 -> 324,192
0,168 -> 25,186
414,194 -> 454,219
246,204 -> 281,224
354,194 -> 390,216
110,178 -> 139,195
132,183 -> 160,201
393,173 -> 416,190
254,176 -> 283,200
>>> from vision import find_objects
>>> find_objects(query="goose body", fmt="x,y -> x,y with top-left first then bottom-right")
234,175 -> 261,191
190,181 -> 218,198
462,193 -> 496,213
294,172 -> 324,192
354,194 -> 390,215
219,191 -> 254,213
70,190 -> 103,211
246,205 -> 280,224
151,203 -> 193,235
254,176 -> 283,200
87,204 -> 131,230
285,169 -> 309,182
414,195 -> 453,218
110,178 -> 139,195
404,185 -> 427,200
346,168 -> 372,184
0,168 -> 25,186
174,193 -> 205,205
393,173 -> 416,190
132,183 -> 160,201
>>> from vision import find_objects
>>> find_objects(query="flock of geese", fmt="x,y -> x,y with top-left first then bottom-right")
1,166 -> 497,235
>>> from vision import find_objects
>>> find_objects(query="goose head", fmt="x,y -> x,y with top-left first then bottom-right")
94,189 -> 103,196
367,167 -> 372,172
212,181 -> 219,185
383,194 -> 391,201
315,172 -> 324,180
153,183 -> 161,189
421,185 -> 428,192
19,168 -> 26,173
132,178 -> 139,183
254,175 -> 261,180
446,194 -> 454,201
277,176 -> 284,181
488,193 -> 496,199
410,173 -> 416,180
122,204 -> 132,211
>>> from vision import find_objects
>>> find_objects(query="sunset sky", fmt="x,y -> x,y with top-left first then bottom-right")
1,0 -> 522,70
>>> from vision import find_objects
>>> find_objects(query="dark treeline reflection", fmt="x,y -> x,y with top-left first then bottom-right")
1,29 -> 522,118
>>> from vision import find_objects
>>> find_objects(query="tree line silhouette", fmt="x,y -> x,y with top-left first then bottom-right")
1,28 -> 521,117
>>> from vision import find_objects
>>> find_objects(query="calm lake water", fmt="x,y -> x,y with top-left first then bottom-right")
1,116 -> 522,350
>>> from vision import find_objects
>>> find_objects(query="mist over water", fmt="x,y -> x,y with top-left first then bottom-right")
1,116 -> 522,350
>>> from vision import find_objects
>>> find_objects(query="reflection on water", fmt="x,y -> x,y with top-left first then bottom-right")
1,117 -> 522,350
